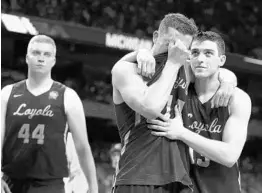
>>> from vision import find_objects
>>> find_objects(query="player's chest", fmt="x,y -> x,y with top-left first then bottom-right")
184,105 -> 228,139
8,93 -> 63,121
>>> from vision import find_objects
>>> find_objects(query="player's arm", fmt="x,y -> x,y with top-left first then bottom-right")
1,85 -> 13,193
1,85 -> 13,152
123,48 -> 238,108
112,40 -> 188,119
179,88 -> 251,167
211,68 -> 237,108
119,51 -> 138,62
64,88 -> 98,193
119,49 -> 156,78
112,61 -> 179,119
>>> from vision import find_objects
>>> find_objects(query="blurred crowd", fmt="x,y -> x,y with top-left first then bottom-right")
2,0 -> 262,58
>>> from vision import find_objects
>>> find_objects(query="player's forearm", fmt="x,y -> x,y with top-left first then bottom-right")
143,61 -> 181,114
78,147 -> 98,193
180,129 -> 237,167
119,51 -> 137,62
184,62 -> 194,84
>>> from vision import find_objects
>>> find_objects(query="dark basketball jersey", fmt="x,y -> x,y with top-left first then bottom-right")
2,80 -> 69,180
183,83 -> 241,193
113,53 -> 192,187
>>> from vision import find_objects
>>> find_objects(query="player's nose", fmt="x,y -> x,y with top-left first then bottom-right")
196,53 -> 205,62
38,59 -> 44,63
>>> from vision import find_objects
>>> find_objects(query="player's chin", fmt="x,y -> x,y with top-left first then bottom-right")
193,71 -> 208,78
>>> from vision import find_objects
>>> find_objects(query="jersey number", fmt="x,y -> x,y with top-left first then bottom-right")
18,124 -> 45,144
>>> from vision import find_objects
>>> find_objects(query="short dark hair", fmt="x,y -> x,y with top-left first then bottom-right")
159,13 -> 198,36
192,31 -> 225,55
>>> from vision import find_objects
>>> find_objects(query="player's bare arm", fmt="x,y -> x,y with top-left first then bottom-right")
1,85 -> 13,148
119,49 -> 156,78
127,49 -> 238,108
211,68 -> 238,108
64,87 -> 98,193
112,40 -> 188,119
1,85 -> 13,193
148,88 -> 251,167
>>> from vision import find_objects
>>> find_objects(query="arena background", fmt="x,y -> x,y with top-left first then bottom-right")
1,0 -> 262,192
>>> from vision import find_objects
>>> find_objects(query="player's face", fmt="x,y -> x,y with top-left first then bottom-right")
154,27 -> 193,53
26,42 -> 56,74
190,40 -> 226,78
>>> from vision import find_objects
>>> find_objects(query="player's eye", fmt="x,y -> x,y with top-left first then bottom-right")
191,50 -> 199,57
205,52 -> 213,56
44,52 -> 52,57
32,51 -> 40,55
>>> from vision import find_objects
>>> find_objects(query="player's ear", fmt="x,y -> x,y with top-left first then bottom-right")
51,57 -> 56,67
219,55 -> 226,67
26,54 -> 29,64
153,30 -> 159,44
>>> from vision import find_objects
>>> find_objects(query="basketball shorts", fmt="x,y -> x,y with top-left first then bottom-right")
3,175 -> 65,193
113,182 -> 194,193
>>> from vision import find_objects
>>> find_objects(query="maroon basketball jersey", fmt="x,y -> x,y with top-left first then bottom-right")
2,80 -> 69,180
113,53 -> 192,188
183,83 -> 241,193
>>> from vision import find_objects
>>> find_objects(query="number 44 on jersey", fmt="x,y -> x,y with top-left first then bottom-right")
18,124 -> 45,144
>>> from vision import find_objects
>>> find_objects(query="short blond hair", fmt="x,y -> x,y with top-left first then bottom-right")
27,35 -> 56,55
158,13 -> 198,36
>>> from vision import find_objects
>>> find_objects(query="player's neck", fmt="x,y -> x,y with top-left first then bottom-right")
195,73 -> 220,97
27,72 -> 53,89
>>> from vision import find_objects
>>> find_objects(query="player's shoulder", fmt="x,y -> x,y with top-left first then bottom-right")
233,87 -> 251,103
230,87 -> 251,110
1,81 -> 21,101
64,87 -> 80,100
2,80 -> 25,92
53,81 -> 67,90
111,60 -> 136,78
64,87 -> 83,114
1,84 -> 14,93
1,84 -> 13,101
64,87 -> 82,108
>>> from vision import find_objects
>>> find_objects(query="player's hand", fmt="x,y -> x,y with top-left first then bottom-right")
147,105 -> 185,140
167,40 -> 190,67
211,82 -> 235,108
136,49 -> 156,78
1,179 -> 11,193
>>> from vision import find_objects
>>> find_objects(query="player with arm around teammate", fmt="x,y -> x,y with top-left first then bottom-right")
147,31 -> 252,193
1,35 -> 98,193
111,13 -> 199,193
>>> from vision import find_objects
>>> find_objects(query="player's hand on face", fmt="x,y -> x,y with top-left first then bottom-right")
167,39 -> 190,67
211,82 -> 236,108
136,49 -> 156,78
1,179 -> 11,193
147,105 -> 185,140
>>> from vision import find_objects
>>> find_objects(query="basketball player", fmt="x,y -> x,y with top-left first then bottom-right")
112,13 -> 198,193
148,31 -> 251,193
1,35 -> 98,193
